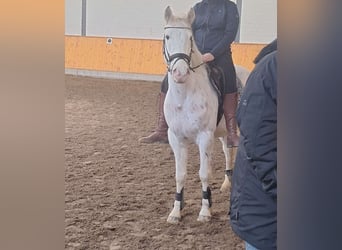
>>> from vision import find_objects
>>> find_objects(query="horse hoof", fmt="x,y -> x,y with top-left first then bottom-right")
220,183 -> 230,192
220,177 -> 231,192
167,216 -> 181,224
197,215 -> 211,222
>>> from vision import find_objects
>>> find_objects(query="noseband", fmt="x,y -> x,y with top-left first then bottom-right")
163,26 -> 204,72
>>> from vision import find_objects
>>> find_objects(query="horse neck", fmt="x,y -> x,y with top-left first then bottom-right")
191,46 -> 204,69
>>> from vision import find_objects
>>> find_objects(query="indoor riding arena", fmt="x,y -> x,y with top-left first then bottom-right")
65,1 -> 276,249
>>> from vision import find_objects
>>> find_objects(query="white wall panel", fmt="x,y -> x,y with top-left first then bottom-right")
240,0 -> 277,43
65,0 -> 83,35
86,0 -> 198,39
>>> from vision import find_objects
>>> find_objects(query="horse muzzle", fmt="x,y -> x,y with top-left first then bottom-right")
172,66 -> 190,83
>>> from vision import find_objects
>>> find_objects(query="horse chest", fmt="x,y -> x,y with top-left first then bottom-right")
165,94 -> 216,138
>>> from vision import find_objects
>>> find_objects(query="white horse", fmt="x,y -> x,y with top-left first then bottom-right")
163,6 -> 250,223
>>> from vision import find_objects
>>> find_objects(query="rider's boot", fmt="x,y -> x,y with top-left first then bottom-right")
223,92 -> 239,147
139,92 -> 169,144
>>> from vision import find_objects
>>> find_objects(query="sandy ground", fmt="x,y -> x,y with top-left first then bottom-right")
65,75 -> 244,249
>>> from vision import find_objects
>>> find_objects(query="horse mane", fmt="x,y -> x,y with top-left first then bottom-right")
189,37 -> 204,69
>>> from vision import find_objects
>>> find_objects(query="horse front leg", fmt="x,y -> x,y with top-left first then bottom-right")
219,137 -> 237,192
167,131 -> 188,224
197,131 -> 214,222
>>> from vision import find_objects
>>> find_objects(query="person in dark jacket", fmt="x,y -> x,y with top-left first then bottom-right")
229,41 -> 277,250
139,0 -> 240,147
253,39 -> 277,64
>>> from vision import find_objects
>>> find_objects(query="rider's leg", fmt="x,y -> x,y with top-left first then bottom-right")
216,54 -> 240,148
139,75 -> 169,144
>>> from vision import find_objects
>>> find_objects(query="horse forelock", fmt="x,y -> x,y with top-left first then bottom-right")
166,20 -> 190,29
165,10 -> 192,26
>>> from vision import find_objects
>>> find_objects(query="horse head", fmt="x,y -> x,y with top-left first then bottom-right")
163,6 -> 196,83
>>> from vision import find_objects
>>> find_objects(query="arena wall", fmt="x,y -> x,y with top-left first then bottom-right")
65,36 -> 265,78
65,0 -> 274,80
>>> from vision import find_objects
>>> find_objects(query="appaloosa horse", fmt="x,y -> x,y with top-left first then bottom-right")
163,6 -> 249,223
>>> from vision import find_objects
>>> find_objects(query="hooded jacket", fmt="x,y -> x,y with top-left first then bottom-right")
229,46 -> 277,249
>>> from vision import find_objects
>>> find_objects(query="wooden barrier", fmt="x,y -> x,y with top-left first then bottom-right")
65,35 -> 265,75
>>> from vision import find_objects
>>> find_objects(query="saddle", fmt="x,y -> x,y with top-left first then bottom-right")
206,64 -> 224,126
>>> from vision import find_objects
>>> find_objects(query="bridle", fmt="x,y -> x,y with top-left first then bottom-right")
163,26 -> 205,72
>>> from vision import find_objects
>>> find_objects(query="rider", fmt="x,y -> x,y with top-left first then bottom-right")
139,0 -> 240,147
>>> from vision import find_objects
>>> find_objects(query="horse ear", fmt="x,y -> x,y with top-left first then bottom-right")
187,8 -> 195,24
164,6 -> 173,23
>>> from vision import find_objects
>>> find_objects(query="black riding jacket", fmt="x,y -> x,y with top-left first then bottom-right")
192,0 -> 239,58
229,50 -> 277,250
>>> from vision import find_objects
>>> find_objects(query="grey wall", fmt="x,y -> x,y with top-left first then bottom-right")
65,0 -> 82,35
86,0 -> 198,39
65,0 -> 276,43
240,0 -> 277,43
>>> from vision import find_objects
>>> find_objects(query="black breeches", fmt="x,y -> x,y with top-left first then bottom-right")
160,54 -> 237,94
210,54 -> 237,94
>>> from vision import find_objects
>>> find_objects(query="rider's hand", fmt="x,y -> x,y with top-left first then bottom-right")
202,53 -> 215,63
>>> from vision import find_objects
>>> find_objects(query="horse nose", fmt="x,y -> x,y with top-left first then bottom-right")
172,68 -> 190,74
172,68 -> 190,83
172,68 -> 190,77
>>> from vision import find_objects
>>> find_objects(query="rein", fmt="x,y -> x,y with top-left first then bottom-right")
163,26 -> 205,72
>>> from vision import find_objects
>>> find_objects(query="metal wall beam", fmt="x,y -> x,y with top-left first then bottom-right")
235,0 -> 242,42
81,0 -> 87,36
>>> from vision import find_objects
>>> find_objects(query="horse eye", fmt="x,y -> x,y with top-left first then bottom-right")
165,35 -> 170,40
